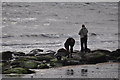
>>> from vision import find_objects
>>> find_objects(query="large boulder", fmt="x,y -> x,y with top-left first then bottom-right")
85,51 -> 108,64
55,48 -> 69,60
11,59 -> 39,69
2,61 -> 11,73
91,49 -> 111,55
2,51 -> 13,61
27,49 -> 43,56
10,57 -> 29,68
55,48 -> 69,57
111,49 -> 120,57
23,61 -> 38,69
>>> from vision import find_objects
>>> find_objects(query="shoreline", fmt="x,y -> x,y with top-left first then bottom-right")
2,62 -> 119,78
1,48 -> 120,78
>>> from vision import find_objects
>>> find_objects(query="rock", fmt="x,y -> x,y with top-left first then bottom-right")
116,49 -> 120,52
79,48 -> 91,54
10,60 -> 21,67
73,50 -> 80,53
68,60 -> 80,65
85,2 -> 91,5
27,49 -> 44,56
13,52 -> 25,56
45,50 -> 56,56
90,33 -> 97,36
2,62 -> 11,73
23,61 -> 38,69
46,50 -> 56,54
55,48 -> 69,60
62,59 -> 80,66
11,57 -> 40,69
25,56 -> 37,61
91,49 -> 117,61
56,56 -> 62,61
91,49 -> 111,54
35,50 -> 55,57
111,49 -> 120,57
35,52 -> 48,56
85,51 -> 108,64
36,56 -> 53,62
50,62 -> 56,67
117,57 -> 120,62
3,67 -> 35,74
2,51 -> 13,61
62,57 -> 81,66
55,48 -> 69,57
37,64 -> 49,69
86,48 -> 91,53
10,57 -> 28,68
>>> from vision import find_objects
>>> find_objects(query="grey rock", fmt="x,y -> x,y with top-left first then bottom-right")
27,49 -> 44,56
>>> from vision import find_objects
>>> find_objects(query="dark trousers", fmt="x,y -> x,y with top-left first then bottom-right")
65,44 -> 74,58
65,45 -> 74,53
81,35 -> 87,52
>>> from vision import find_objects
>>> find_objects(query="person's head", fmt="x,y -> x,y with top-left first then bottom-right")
82,24 -> 85,28
68,37 -> 72,40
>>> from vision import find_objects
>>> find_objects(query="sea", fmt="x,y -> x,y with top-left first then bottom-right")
1,2 -> 118,53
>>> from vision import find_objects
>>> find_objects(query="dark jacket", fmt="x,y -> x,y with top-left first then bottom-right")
78,27 -> 88,38
64,37 -> 75,47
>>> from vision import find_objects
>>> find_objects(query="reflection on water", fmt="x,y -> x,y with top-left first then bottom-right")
81,68 -> 88,76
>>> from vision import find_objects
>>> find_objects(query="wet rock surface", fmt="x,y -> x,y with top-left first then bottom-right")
1,48 -> 120,74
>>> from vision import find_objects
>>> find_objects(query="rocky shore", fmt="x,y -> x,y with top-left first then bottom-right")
1,48 -> 120,74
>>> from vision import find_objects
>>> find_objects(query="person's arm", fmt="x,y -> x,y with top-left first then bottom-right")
78,30 -> 81,35
86,28 -> 88,34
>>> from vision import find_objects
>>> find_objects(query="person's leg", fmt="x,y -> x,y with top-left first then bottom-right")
65,43 -> 69,52
70,41 -> 75,53
81,38 -> 84,52
84,36 -> 88,52
69,39 -> 75,58
65,44 -> 70,58
70,46 -> 73,53
70,46 -> 73,58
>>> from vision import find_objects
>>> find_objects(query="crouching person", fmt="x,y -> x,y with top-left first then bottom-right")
64,37 -> 75,58
55,48 -> 69,60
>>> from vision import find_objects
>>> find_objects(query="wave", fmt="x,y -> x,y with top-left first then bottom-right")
2,41 -> 62,46
100,40 -> 116,43
2,33 -> 118,39
1,35 -> 14,38
3,17 -> 37,23
41,34 -> 60,38
19,33 -> 71,38
2,2 -> 30,8
1,33 -> 69,39
19,34 -> 60,38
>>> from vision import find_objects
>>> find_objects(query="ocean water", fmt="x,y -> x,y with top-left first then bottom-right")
1,2 -> 118,53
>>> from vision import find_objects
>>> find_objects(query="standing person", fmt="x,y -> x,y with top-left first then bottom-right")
64,37 -> 75,58
78,24 -> 88,52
